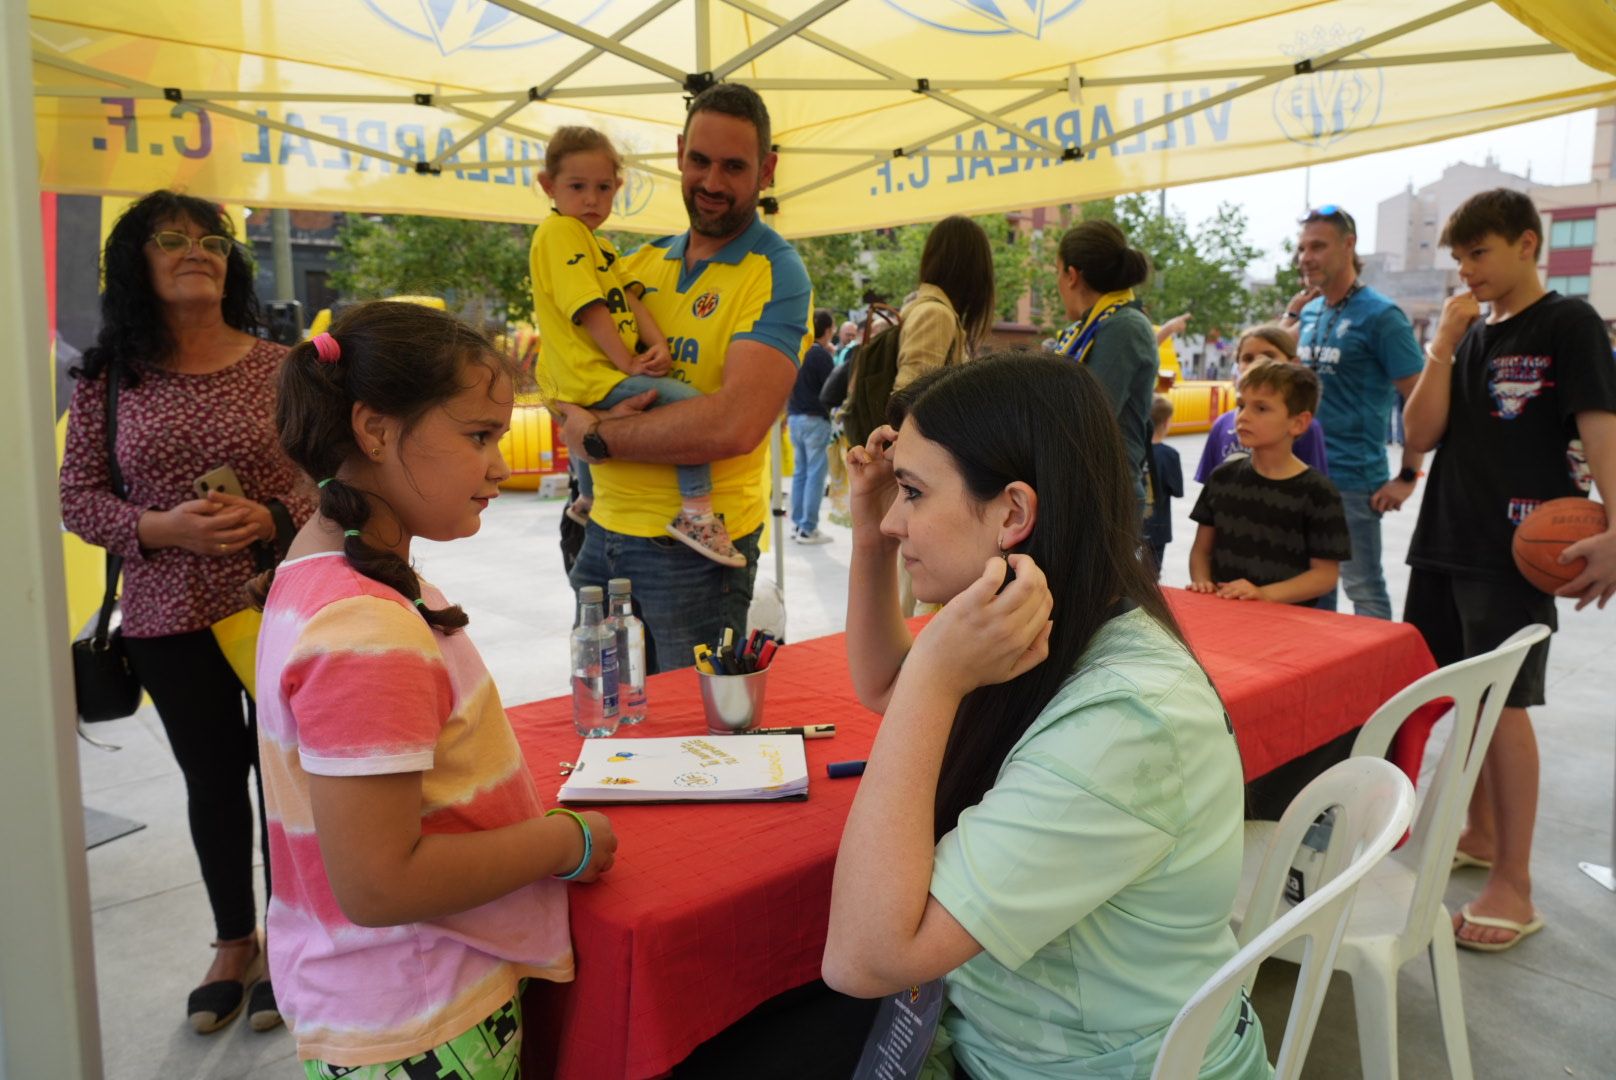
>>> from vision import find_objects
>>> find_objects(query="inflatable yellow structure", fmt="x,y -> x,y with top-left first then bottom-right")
1164,380 -> 1236,436
499,397 -> 560,491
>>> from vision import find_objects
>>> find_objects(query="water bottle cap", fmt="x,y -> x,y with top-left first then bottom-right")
579,586 -> 604,603
608,577 -> 632,595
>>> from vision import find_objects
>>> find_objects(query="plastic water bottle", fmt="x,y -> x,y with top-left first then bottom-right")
606,578 -> 648,725
571,586 -> 620,738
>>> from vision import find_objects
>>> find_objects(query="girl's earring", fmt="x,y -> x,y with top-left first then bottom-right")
371,446 -> 383,457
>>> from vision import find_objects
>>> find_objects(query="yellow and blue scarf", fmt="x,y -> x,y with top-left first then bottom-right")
1054,288 -> 1137,364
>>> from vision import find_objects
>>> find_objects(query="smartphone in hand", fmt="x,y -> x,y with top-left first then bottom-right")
193,465 -> 246,500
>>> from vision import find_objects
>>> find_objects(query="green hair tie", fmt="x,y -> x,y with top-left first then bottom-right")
413,598 -> 427,609
343,529 -> 361,538
317,477 -> 335,488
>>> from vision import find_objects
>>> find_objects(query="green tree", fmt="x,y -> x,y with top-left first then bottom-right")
1247,237 -> 1305,324
1073,195 -> 1264,342
858,215 -> 1034,322
794,230 -> 876,314
331,214 -> 536,327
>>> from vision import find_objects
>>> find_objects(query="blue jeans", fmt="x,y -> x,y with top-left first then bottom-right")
788,413 -> 833,533
1326,487 -> 1392,619
568,521 -> 761,674
575,375 -> 709,503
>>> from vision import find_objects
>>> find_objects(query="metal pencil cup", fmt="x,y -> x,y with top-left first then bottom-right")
697,668 -> 769,733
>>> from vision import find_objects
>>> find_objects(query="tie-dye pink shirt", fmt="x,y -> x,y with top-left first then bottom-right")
257,552 -> 572,1067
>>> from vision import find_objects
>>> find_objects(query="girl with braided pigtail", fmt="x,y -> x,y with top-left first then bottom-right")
248,301 -> 617,1078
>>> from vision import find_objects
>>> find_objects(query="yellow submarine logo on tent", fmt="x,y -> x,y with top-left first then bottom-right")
883,0 -> 1084,39
362,0 -> 616,54
1272,25 -> 1384,149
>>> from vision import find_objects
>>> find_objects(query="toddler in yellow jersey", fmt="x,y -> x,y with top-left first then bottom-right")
531,127 -> 745,568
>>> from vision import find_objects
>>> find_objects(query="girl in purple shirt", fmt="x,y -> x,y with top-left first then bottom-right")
1195,324 -> 1329,482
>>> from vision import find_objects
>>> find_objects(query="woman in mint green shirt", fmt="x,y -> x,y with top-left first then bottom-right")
823,354 -> 1270,1080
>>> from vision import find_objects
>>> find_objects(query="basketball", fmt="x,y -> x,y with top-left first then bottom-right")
1512,497 -> 1608,595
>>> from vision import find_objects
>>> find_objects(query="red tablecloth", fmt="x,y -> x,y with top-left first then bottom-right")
513,591 -> 1439,1079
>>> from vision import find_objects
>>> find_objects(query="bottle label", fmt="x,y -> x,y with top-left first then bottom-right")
600,641 -> 620,715
626,623 -> 647,690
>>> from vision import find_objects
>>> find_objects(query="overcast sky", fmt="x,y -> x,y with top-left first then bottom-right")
1163,108 -> 1597,274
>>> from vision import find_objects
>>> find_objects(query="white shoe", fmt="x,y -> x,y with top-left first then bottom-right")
795,529 -> 833,545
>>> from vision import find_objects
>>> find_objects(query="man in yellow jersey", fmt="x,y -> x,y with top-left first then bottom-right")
553,83 -> 811,673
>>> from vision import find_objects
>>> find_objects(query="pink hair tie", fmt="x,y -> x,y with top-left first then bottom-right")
312,332 -> 341,364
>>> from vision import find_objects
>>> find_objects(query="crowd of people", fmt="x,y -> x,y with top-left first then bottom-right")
59,80 -> 1616,1080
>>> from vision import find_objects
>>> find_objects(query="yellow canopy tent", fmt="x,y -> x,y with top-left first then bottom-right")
30,1 -> 1616,238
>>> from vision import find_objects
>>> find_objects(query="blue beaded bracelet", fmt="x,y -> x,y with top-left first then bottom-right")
546,807 -> 592,881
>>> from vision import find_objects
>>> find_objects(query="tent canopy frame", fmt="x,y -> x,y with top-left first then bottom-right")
32,0 -> 1570,214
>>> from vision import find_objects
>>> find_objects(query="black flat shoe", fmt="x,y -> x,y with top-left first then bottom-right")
187,938 -> 265,1034
247,977 -> 282,1032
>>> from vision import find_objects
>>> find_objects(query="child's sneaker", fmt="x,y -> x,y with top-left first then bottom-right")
666,511 -> 747,568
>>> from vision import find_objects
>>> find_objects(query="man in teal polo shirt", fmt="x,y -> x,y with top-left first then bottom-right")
1285,206 -> 1426,618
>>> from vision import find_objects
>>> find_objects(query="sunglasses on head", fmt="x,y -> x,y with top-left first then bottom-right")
149,231 -> 234,259
1301,205 -> 1357,234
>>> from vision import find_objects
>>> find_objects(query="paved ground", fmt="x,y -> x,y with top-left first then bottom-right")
80,430 -> 1615,1078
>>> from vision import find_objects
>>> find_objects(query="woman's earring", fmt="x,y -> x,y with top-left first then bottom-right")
371,446 -> 383,457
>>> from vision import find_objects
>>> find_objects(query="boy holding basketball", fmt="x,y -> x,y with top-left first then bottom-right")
1403,188 -> 1616,951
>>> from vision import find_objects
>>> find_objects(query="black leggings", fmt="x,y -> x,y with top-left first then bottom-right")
122,628 -> 269,941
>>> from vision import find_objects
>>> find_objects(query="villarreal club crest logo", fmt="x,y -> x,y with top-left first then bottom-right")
692,292 -> 721,319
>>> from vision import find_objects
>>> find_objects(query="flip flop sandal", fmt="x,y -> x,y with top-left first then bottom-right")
1454,903 -> 1544,953
1451,850 -> 1493,871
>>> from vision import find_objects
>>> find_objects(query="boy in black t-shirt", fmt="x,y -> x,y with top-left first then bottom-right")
1189,360 -> 1350,604
1403,188 -> 1616,952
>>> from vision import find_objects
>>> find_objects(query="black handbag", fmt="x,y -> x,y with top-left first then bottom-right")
71,363 -> 143,723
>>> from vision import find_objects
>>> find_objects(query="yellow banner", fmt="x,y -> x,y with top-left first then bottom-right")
30,1 -> 1616,237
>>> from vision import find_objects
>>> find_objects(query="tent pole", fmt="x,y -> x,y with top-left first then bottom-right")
1,4 -> 103,1077
695,0 -> 712,74
532,0 -> 685,101
772,86 -> 1063,206
711,0 -> 856,80
485,0 -> 688,84
714,0 -> 1065,152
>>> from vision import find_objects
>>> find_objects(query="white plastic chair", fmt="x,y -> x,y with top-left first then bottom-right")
1231,623 -> 1551,1080
1153,757 -> 1416,1080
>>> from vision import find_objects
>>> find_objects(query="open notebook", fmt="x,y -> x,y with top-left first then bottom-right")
558,735 -> 809,803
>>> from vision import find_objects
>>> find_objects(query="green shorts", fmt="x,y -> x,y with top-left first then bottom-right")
304,991 -> 522,1080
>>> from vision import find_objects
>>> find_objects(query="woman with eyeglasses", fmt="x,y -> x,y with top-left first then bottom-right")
59,190 -> 313,1036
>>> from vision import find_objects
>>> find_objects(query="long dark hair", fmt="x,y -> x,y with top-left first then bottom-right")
246,301 -> 516,632
918,216 -> 996,352
888,353 -> 1192,838
74,190 -> 263,385
1057,219 -> 1151,294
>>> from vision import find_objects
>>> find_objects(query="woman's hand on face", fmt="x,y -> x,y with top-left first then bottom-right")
845,424 -> 900,529
158,498 -> 261,556
910,554 -> 1054,700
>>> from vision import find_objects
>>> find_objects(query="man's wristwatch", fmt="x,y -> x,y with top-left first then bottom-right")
582,423 -> 611,462
1397,466 -> 1419,485
1281,309 -> 1301,322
